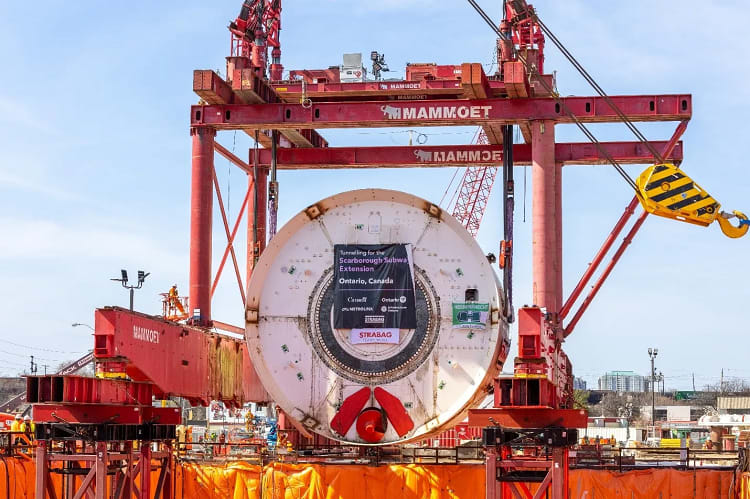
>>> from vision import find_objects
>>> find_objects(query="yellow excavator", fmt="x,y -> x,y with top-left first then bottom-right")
635,163 -> 748,238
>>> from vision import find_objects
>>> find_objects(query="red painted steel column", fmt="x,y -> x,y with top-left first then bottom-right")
190,127 -> 216,326
140,442 -> 152,498
531,120 -> 560,312
555,161 -> 563,311
257,166 -> 268,253
95,441 -> 108,499
246,166 -> 256,286
247,145 -> 268,285
35,439 -> 48,498
485,447 -> 500,499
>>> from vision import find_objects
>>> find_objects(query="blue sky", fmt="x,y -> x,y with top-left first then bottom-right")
0,1 -> 748,389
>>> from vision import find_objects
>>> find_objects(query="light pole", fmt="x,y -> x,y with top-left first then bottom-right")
648,348 -> 658,429
71,323 -> 94,331
111,269 -> 150,311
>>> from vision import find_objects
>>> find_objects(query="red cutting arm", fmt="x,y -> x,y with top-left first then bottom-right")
373,387 -> 415,437
330,387 -> 371,436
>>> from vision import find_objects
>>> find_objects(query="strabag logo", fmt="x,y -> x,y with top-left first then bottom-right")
413,149 -> 503,163
133,325 -> 160,344
380,104 -> 492,120
350,328 -> 400,345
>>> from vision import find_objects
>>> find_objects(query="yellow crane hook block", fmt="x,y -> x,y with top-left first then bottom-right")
635,163 -> 748,238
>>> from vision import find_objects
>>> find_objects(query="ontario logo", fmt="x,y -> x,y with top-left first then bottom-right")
413,149 -> 503,163
380,104 -> 493,120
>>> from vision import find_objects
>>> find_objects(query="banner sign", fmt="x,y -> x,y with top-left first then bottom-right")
451,302 -> 489,329
350,328 -> 400,344
334,244 -> 416,330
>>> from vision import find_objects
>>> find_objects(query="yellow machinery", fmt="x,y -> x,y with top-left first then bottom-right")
635,163 -> 748,238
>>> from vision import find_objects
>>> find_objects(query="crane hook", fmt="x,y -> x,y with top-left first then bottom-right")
716,210 -> 750,239
635,163 -> 748,239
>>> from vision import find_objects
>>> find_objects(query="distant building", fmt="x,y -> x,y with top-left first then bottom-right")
574,377 -> 587,390
641,405 -> 704,422
717,396 -> 750,415
598,371 -> 646,392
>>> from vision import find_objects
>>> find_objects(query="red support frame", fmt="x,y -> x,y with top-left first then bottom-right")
561,120 -> 689,336
184,10 -> 695,496
35,442 -> 174,499
254,141 -> 683,169
190,94 -> 691,130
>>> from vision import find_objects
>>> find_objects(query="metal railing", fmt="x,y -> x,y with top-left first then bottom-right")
571,446 -> 739,471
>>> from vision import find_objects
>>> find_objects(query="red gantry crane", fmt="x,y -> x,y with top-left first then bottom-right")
24,1 -> 748,498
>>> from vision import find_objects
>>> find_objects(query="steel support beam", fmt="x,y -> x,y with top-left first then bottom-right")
191,94 -> 691,130
36,440 -> 49,499
140,443 -> 151,499
189,127 -> 216,326
95,441 -> 108,499
562,120 -> 690,336
247,144 -> 268,284
253,141 -> 682,169
211,165 -> 246,304
531,120 -> 560,312
468,408 -> 588,428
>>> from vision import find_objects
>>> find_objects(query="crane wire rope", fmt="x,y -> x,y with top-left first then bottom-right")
531,14 -> 665,164
466,0 -> 643,192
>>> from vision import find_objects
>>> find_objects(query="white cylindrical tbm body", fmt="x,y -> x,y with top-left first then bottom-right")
245,189 -> 510,445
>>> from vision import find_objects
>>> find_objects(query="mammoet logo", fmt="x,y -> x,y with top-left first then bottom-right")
414,149 -> 503,163
414,150 -> 432,161
133,325 -> 160,344
380,104 -> 492,121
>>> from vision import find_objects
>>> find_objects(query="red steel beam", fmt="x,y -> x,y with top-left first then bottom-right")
214,142 -> 252,174
189,127 -> 215,326
212,181 -> 253,299
191,94 -> 691,130
210,166 -> 246,305
254,141 -> 683,169
32,404 -> 181,425
467,408 -> 588,429
271,78 -> 482,102
561,120 -> 689,334
559,197 -> 639,320
563,210 -> 649,337
531,120 -> 559,312
194,69 -> 328,148
94,307 -> 268,405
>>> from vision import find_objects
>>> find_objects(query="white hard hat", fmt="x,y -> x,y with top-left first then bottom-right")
23,415 -> 30,421
14,414 -> 21,420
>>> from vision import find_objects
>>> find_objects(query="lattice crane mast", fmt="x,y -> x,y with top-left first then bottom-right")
451,130 -> 496,237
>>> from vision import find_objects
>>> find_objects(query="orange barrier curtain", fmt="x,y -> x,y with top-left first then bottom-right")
1,458 -> 742,498
738,472 -> 750,499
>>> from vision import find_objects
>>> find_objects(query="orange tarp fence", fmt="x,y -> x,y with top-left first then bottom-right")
0,456 -> 34,498
0,457 -> 741,498
739,472 -> 750,499
177,463 -> 736,499
569,469 -> 734,499
176,462 -> 484,499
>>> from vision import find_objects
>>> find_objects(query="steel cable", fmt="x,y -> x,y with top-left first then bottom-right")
466,0 -> 640,192
532,15 -> 664,163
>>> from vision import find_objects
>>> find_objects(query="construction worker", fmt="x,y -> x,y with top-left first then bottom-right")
176,424 -> 186,455
10,414 -> 23,446
10,414 -> 21,433
21,415 -> 35,440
